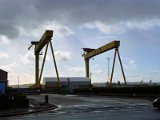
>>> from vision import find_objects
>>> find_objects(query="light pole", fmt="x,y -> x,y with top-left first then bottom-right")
107,57 -> 110,83
18,76 -> 19,89
90,72 -> 92,87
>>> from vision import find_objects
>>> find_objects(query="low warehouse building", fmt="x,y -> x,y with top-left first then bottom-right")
43,77 -> 91,93
0,69 -> 8,95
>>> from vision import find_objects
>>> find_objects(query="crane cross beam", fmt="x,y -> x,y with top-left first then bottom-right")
35,30 -> 53,54
84,41 -> 120,59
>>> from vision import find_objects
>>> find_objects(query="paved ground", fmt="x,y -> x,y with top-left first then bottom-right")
3,94 -> 160,120
0,98 -> 56,117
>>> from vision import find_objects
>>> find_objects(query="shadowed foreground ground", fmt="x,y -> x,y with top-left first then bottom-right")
2,94 -> 160,120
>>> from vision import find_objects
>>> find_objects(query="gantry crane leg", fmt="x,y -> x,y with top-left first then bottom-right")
38,43 -> 49,84
35,54 -> 40,87
110,48 -> 127,85
85,58 -> 90,78
50,41 -> 61,88
110,48 -> 117,85
117,48 -> 127,85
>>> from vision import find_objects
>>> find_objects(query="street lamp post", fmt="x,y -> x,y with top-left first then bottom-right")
107,57 -> 110,83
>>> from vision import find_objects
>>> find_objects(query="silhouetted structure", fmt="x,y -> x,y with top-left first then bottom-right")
0,69 -> 8,95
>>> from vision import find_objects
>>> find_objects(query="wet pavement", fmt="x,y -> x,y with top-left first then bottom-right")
2,94 -> 160,120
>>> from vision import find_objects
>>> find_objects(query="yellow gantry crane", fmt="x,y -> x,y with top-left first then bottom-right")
82,41 -> 127,85
28,30 -> 61,88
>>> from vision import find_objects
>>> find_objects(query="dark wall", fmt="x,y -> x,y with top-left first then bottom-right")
0,69 -> 8,95
0,69 -> 7,81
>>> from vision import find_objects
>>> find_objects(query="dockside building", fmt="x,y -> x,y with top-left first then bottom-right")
43,77 -> 91,93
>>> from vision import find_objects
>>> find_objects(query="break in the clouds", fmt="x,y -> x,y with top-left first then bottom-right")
1,0 -> 160,39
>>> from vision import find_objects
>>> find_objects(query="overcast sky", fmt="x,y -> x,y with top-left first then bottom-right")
0,0 -> 160,85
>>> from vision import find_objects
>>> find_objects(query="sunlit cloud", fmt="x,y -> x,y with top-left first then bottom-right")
0,35 -> 9,44
124,60 -> 137,70
20,51 -> 34,64
18,20 -> 74,40
0,51 -> 9,59
55,51 -> 71,61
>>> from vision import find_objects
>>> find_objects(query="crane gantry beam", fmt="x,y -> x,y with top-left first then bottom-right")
84,41 -> 120,59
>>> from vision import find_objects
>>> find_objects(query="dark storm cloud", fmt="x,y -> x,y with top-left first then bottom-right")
0,22 -> 19,38
31,0 -> 160,23
0,0 -> 160,38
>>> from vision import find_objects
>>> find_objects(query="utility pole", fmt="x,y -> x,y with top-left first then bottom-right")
107,57 -> 110,83
90,72 -> 92,80
18,76 -> 19,89
90,72 -> 92,87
